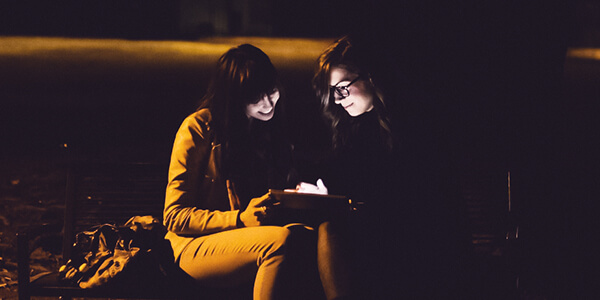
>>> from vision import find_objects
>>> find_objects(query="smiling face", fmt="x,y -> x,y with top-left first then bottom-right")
329,67 -> 374,117
245,88 -> 280,121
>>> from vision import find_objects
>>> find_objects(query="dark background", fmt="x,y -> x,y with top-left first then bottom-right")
1,0 -> 598,298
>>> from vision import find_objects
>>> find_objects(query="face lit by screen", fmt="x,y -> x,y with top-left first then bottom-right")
245,89 -> 280,121
329,67 -> 374,117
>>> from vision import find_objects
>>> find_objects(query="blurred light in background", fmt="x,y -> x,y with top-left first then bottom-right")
567,48 -> 600,60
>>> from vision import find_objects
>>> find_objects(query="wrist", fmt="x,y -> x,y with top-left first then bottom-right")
236,210 -> 245,228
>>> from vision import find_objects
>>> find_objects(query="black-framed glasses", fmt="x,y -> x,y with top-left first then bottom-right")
330,75 -> 362,100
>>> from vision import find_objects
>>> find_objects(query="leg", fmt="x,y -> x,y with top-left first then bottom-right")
317,221 -> 354,300
178,226 -> 291,300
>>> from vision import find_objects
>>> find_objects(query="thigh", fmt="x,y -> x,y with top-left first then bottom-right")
178,226 -> 290,286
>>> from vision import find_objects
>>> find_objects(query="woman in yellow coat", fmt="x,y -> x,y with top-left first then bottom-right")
163,44 -> 299,300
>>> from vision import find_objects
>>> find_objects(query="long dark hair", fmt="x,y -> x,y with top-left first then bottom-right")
313,35 -> 394,152
198,44 -> 293,199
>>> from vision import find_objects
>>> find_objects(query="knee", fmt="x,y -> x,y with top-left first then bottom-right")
260,226 -> 292,258
318,221 -> 342,238
318,221 -> 351,251
269,226 -> 292,248
319,221 -> 332,233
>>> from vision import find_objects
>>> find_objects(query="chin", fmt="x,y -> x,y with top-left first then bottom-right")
256,114 -> 274,121
347,110 -> 362,117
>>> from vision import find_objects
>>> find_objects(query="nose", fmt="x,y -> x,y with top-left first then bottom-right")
334,95 -> 344,105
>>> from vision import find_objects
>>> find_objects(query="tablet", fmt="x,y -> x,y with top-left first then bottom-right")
269,189 -> 350,210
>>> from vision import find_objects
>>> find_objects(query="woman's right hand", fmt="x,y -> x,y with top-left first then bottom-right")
296,178 -> 328,195
239,193 -> 275,227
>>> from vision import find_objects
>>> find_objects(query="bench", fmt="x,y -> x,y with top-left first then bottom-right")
17,158 -> 252,300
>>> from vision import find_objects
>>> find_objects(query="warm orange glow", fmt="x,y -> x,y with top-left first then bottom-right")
0,36 -> 332,68
567,48 -> 600,60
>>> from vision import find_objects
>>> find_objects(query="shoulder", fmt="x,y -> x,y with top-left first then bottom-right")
172,109 -> 216,148
193,108 -> 212,125
179,109 -> 213,137
185,108 -> 212,129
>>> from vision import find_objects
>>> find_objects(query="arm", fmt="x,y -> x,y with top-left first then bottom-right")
163,113 -> 239,236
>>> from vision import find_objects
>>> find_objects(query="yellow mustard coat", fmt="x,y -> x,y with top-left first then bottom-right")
163,109 -> 242,260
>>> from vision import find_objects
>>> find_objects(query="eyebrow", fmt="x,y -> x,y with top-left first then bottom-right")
331,77 -> 352,87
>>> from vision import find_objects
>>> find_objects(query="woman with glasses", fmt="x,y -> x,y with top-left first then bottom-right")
299,35 -> 400,299
307,34 -> 469,299
163,44 -> 303,300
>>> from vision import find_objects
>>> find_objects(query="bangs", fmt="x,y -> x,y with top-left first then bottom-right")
240,65 -> 278,104
210,44 -> 280,111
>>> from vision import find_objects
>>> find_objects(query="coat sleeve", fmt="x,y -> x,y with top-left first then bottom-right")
163,113 -> 239,235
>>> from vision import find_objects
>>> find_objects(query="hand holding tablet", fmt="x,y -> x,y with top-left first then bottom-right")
293,179 -> 329,195
269,188 -> 349,211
